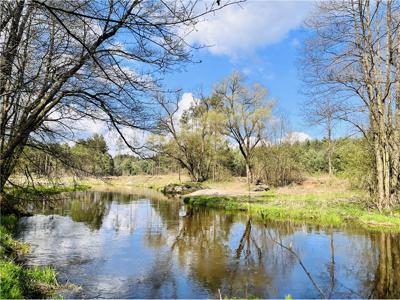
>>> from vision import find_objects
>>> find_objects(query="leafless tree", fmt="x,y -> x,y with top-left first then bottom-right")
0,0 -> 235,193
301,0 -> 400,208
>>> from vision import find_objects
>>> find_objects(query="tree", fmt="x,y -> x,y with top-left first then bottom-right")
71,134 -> 114,176
302,97 -> 343,175
301,0 -> 400,208
154,94 -> 226,182
215,72 -> 272,183
0,0 -> 233,193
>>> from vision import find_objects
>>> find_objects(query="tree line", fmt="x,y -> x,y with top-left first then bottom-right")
16,130 -> 370,190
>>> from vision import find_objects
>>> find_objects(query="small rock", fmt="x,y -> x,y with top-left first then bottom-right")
252,184 -> 270,192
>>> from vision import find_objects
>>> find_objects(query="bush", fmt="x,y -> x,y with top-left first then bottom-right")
253,144 -> 304,187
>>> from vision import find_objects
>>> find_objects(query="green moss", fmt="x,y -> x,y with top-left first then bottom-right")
183,194 -> 400,231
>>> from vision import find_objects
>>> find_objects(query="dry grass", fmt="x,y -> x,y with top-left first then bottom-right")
79,174 -> 359,201
81,174 -> 190,191
276,175 -> 350,195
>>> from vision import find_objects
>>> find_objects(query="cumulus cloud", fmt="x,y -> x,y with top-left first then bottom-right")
104,127 -> 148,156
176,92 -> 196,121
285,131 -> 312,144
188,1 -> 312,57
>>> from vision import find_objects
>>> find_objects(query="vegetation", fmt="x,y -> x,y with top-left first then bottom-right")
301,0 -> 400,208
1,0 -> 400,297
0,215 -> 58,299
183,193 -> 400,231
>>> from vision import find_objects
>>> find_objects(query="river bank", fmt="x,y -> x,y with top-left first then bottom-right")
0,215 -> 58,299
77,174 -> 400,231
0,185 -> 88,298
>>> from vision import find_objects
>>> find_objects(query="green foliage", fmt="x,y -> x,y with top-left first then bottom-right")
0,260 -> 58,299
334,138 -> 372,188
71,134 -> 114,176
0,224 -> 30,259
253,143 -> 304,186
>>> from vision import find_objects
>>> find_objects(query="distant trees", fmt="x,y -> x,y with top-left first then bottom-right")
0,0 -> 232,192
302,97 -> 343,175
153,72 -> 272,183
71,134 -> 114,176
302,0 -> 400,208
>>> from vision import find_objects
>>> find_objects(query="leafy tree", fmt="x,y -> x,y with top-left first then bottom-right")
71,134 -> 114,176
154,94 -> 228,182
214,72 -> 273,183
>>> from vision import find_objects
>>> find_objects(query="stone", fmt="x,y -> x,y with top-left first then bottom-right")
252,184 -> 270,192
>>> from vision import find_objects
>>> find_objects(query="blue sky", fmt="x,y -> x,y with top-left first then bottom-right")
73,1 -> 346,154
163,1 -> 323,140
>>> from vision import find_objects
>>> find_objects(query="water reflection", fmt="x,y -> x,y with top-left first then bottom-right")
16,191 -> 400,299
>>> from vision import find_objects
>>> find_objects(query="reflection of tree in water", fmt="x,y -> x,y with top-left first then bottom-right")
69,197 -> 108,230
369,232 -> 400,298
26,191 -> 112,230
160,208 -> 298,298
170,207 -> 234,293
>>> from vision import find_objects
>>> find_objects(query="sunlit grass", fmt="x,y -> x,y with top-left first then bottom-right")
0,260 -> 58,299
183,194 -> 400,231
0,217 -> 58,299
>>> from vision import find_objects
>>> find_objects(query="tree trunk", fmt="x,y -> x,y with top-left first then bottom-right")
245,160 -> 252,184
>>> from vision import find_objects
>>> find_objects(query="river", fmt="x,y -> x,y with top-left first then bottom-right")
16,190 -> 400,298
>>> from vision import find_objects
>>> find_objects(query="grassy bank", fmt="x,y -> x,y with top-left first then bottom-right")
0,184 -> 89,298
183,193 -> 400,231
0,215 -> 58,299
2,184 -> 90,216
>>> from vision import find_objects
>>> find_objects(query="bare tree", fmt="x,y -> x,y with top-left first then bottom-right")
215,72 -> 272,183
302,97 -> 343,175
301,0 -> 400,208
0,0 -> 234,193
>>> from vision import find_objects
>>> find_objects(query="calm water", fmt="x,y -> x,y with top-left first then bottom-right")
16,190 -> 400,299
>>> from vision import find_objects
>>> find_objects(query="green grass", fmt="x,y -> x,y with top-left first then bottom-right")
0,260 -> 58,299
0,214 -> 59,299
183,194 -> 400,231
5,183 -> 90,198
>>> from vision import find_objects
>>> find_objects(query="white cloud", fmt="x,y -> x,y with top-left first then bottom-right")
188,1 -> 312,57
104,127 -> 148,156
176,92 -> 196,121
285,131 -> 312,144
